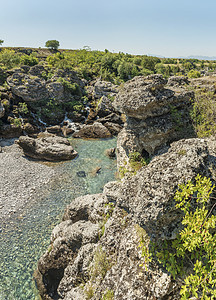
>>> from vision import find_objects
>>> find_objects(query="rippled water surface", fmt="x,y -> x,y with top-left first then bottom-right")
0,138 -> 117,300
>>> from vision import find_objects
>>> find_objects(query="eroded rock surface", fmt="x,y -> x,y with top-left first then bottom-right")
73,122 -> 112,139
113,74 -> 194,167
35,137 -> 216,300
17,134 -> 78,161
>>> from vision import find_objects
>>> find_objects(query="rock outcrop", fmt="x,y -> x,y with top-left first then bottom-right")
35,137 -> 216,300
73,122 -> 112,139
7,67 -> 86,103
17,135 -> 78,161
113,74 -> 195,167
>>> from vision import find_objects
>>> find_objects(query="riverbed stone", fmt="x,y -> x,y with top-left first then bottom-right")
72,122 -> 111,139
17,135 -> 78,161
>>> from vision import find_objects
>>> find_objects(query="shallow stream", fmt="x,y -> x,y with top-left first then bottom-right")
0,138 -> 117,300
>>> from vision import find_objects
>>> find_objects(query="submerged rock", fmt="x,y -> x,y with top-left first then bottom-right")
17,135 -> 78,161
76,171 -> 86,178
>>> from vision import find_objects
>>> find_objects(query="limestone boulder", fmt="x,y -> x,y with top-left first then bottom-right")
17,135 -> 78,161
73,122 -> 111,139
113,74 -> 195,163
7,73 -> 49,102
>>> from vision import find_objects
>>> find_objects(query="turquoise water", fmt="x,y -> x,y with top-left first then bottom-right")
0,138 -> 117,300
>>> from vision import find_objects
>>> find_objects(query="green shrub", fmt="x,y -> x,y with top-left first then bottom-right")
89,246 -> 111,281
0,49 -> 20,69
190,89 -> 216,137
18,102 -> 29,115
11,118 -> 22,127
102,289 -> 114,300
57,77 -> 81,96
188,69 -> 201,78
20,54 -> 38,66
151,175 -> 216,299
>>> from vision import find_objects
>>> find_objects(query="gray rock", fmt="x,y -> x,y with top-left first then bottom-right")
91,80 -> 119,100
73,122 -> 111,139
114,74 -> 194,165
7,73 -> 49,102
96,95 -> 114,117
103,122 -> 122,136
35,137 -> 216,300
17,135 -> 78,161
0,102 -> 5,118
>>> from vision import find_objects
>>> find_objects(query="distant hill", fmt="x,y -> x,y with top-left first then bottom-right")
186,55 -> 216,61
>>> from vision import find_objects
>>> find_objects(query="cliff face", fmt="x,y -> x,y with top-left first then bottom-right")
114,75 -> 194,167
34,76 -> 216,300
35,137 -> 216,300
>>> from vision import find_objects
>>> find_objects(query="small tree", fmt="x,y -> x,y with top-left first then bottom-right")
0,40 -> 4,46
45,40 -> 60,50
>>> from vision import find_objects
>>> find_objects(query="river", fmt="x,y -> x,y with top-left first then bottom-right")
0,138 -> 117,300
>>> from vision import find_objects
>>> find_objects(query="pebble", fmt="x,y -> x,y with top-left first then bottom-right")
0,140 -> 55,223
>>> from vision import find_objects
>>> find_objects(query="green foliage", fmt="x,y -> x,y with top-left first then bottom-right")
85,284 -> 94,299
11,118 -> 22,127
45,40 -> 60,50
18,102 -> 29,115
20,54 -> 39,66
190,89 -> 216,137
0,49 -> 20,69
129,151 -> 150,171
119,152 -> 150,178
188,69 -> 201,78
153,175 -> 216,299
89,246 -> 111,281
136,224 -> 152,271
57,77 -> 81,96
0,40 -> 4,45
46,52 -> 65,67
142,56 -> 160,71
100,203 -> 115,237
102,289 -> 114,300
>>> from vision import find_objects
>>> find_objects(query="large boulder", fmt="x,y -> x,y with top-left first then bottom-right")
7,72 -> 49,102
35,137 -> 216,300
73,122 -> 111,139
87,80 -> 119,100
7,67 -> 86,103
17,135 -> 78,161
113,74 -> 195,166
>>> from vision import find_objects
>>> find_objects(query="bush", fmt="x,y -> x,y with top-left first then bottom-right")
18,102 -> 29,115
0,49 -> 20,69
20,54 -> 38,66
151,175 -> 216,299
187,69 -> 201,78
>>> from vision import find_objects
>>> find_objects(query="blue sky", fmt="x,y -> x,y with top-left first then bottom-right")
1,0 -> 216,57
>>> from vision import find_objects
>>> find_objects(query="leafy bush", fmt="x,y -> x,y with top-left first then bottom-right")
18,102 -> 29,115
11,118 -> 22,127
20,54 -> 38,66
0,49 -> 20,69
152,175 -> 216,299
188,69 -> 201,78
57,77 -> 81,96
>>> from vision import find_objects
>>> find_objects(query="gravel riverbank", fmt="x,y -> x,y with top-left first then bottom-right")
0,139 -> 55,225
